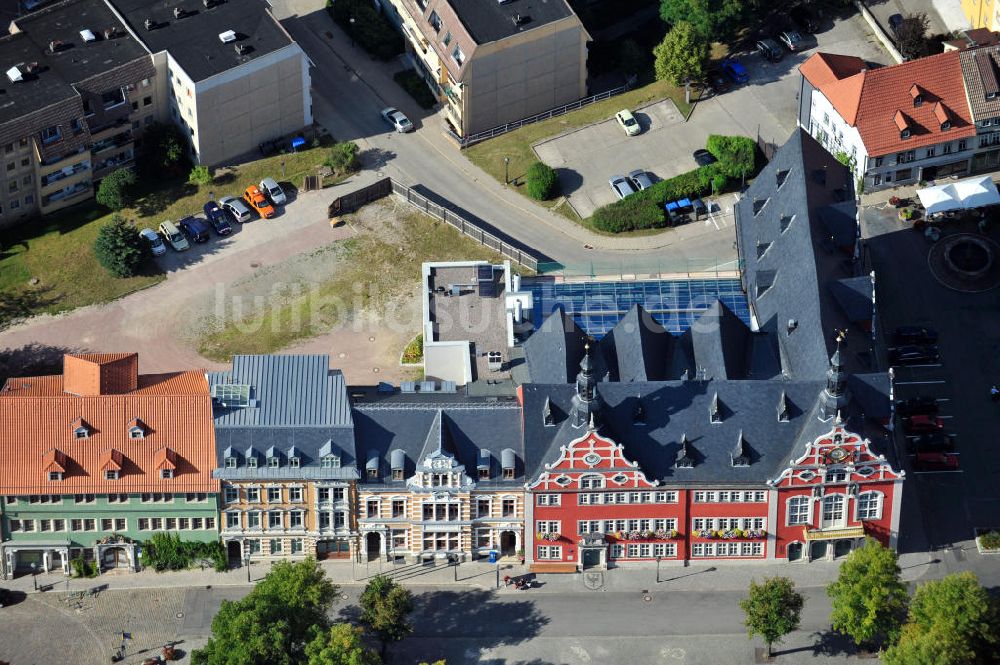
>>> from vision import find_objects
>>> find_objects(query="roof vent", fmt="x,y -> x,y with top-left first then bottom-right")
6,66 -> 23,83
173,7 -> 185,19
203,0 -> 214,6
219,30 -> 237,43
787,318 -> 798,334
235,43 -> 248,55
103,27 -> 117,39
144,18 -> 155,31
49,40 -> 65,53
80,29 -> 97,43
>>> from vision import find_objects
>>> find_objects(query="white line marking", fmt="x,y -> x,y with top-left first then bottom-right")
895,380 -> 947,386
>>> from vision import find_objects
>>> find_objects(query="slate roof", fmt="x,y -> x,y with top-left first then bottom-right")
212,426 -> 358,481
0,34 -> 79,124
111,0 -> 294,82
522,309 -> 600,383
353,401 -> 524,490
599,304 -> 673,382
446,0 -> 574,45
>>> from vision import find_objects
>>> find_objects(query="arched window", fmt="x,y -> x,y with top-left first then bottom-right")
787,495 -> 810,525
579,474 -> 604,489
856,491 -> 883,520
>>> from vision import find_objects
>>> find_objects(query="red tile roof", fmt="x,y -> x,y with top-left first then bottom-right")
64,353 -> 138,395
801,51 -> 977,156
0,355 -> 216,494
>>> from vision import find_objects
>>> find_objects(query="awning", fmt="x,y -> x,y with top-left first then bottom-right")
803,526 -> 866,541
916,175 -> 1000,215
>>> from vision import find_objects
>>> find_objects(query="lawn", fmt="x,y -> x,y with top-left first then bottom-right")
0,142 -> 334,327
196,202 -> 520,361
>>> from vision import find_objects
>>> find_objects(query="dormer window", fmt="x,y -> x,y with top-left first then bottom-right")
988,91 -> 999,100
901,129 -> 911,139
105,470 -> 119,480
225,456 -> 236,468
247,456 -> 258,468
74,426 -> 89,439
503,467 -> 514,480
941,121 -> 951,131
267,456 -> 279,468
709,393 -> 722,424
129,426 -> 145,439
913,95 -> 922,107
910,84 -> 924,107
479,467 -> 490,480
289,456 -> 300,468
160,468 -> 174,479
321,455 -> 340,469
367,467 -> 379,479
48,471 -> 63,481
501,448 -> 516,480
392,468 -> 404,481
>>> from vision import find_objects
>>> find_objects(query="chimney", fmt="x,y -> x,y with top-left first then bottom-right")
145,18 -> 155,30
63,354 -> 139,396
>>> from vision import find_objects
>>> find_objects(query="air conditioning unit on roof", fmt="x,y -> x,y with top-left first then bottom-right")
80,29 -> 96,43
6,66 -> 23,83
219,30 -> 237,43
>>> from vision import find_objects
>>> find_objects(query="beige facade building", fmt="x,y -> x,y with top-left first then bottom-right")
379,0 -> 589,137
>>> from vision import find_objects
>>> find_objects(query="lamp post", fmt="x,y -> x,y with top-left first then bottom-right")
655,556 -> 662,584
349,17 -> 356,48
31,562 -> 38,590
504,156 -> 510,185
244,547 -> 251,583
448,554 -> 458,582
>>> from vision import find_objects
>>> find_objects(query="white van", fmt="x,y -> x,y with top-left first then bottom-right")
158,220 -> 190,251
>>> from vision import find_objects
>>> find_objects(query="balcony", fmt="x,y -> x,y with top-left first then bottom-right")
38,145 -> 88,168
89,116 -> 131,142
42,182 -> 92,209
91,130 -> 133,155
41,161 -> 91,189
93,151 -> 135,177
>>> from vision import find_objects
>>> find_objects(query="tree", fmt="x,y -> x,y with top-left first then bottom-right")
139,122 -> 188,175
93,214 -> 145,278
826,538 -> 908,648
325,142 -> 360,175
304,623 -> 381,665
193,559 -> 339,665
896,13 -> 930,60
525,161 -> 557,200
740,576 -> 804,658
653,22 -> 708,87
95,167 -> 137,211
189,165 -> 213,185
359,574 -> 414,658
659,0 -> 746,42
884,572 -> 1000,665
617,39 -> 647,78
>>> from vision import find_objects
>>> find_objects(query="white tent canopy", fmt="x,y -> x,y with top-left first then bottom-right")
916,175 -> 1000,215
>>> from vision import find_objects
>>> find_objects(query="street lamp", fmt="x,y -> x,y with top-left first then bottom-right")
504,156 -> 510,186
448,554 -> 458,582
655,556 -> 662,584
31,562 -> 37,590
244,547 -> 251,583
349,17 -> 356,48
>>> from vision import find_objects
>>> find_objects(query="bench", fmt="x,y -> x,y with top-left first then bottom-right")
529,562 -> 577,574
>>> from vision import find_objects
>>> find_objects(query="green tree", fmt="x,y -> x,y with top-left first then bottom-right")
93,214 -> 145,278
95,167 -> 137,211
659,0 -> 746,41
827,538 -> 908,648
360,574 -> 414,658
617,39 -> 648,78
325,141 -> 360,175
139,122 -> 188,174
189,165 -> 213,185
653,22 -> 708,87
895,13 -> 930,60
305,623 -> 381,665
884,572 -> 1000,665
193,559 -> 338,665
740,576 -> 804,658
525,161 -> 557,200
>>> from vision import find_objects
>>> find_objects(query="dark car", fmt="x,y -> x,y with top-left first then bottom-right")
888,13 -> 904,38
0,587 -> 7,607
706,67 -> 731,94
907,431 -> 957,453
178,216 -> 211,243
896,396 -> 939,417
722,59 -> 749,84
790,5 -> 820,33
903,414 -> 944,434
203,201 -> 233,235
756,38 -> 784,62
888,345 -> 939,366
894,326 -> 938,345
914,451 -> 959,471
693,149 -> 717,167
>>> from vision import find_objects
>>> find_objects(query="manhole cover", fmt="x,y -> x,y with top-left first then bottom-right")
369,336 -> 375,341
338,352 -> 346,358
341,593 -> 349,600
643,594 -> 653,603
250,263 -> 260,268
373,367 -> 379,373
176,612 -> 184,619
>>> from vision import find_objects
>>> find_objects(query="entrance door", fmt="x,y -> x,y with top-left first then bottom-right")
787,542 -> 803,562
227,541 -> 242,565
834,539 -> 853,558
810,541 -> 828,560
102,547 -> 128,569
317,539 -> 349,560
365,532 -> 381,562
582,548 -> 601,569
500,531 -> 516,556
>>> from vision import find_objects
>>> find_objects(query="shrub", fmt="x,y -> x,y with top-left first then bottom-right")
189,165 -> 213,185
706,135 -> 756,179
141,532 -> 227,572
325,141 -> 360,175
95,167 -> 137,211
393,70 -> 437,110
71,557 -> 98,578
328,0 -> 403,61
712,173 -> 727,194
138,122 -> 188,175
590,164 -> 720,233
980,530 -> 1000,550
526,162 -> 558,200
402,334 -> 423,364
94,214 -> 146,277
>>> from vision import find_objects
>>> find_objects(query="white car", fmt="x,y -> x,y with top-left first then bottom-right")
380,107 -> 414,133
139,227 -> 166,256
259,177 -> 286,206
609,175 -> 636,200
615,109 -> 641,136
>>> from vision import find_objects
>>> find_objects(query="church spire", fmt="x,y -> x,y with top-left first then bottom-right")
571,342 -> 601,428
821,331 -> 850,419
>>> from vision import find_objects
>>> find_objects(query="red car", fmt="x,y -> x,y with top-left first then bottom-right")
914,452 -> 959,471
903,414 -> 944,433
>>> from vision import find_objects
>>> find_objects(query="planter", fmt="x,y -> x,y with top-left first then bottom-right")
974,529 -> 1000,554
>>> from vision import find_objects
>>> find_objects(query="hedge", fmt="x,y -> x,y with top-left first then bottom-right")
592,165 -> 721,233
706,134 -> 755,179
328,0 -> 403,61
526,161 -> 558,200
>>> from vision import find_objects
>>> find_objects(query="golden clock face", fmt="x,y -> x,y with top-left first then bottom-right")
828,447 -> 848,462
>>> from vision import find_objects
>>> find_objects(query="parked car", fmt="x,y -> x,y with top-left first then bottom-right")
888,345 -> 939,366
0,587 -> 9,608
138,227 -> 166,256
693,149 -> 717,167
158,220 -> 190,252
722,59 -> 749,84
888,13 -> 904,38
779,30 -> 804,51
914,451 -> 960,471
203,201 -> 233,235
896,396 -> 939,417
627,169 -> 653,191
615,109 -> 641,136
907,431 -> 957,453
259,177 -> 287,206
20,0 -> 52,11
894,325 -> 938,345
380,107 -> 414,133
242,185 -> 276,219
756,38 -> 784,62
706,67 -> 731,94
903,414 -> 945,434
790,5 -> 820,33
220,195 -> 252,223
609,175 -> 636,200
178,216 -> 211,243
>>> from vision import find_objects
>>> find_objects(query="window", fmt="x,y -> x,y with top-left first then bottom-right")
267,487 -> 281,503
535,520 -> 560,534
270,539 -> 282,555
291,538 -> 303,554
102,88 -> 126,109
165,517 -> 177,530
392,499 -> 406,518
537,494 -> 560,506
874,156 -> 883,167
578,520 -> 601,533
321,455 -> 340,469
857,492 -> 882,520
822,494 -> 846,528
423,532 -> 460,552
476,529 -> 492,549
959,139 -> 968,151
367,467 -> 378,480
826,469 -> 847,483
247,539 -> 261,555
475,498 -> 491,517
289,456 -> 300,469
178,518 -> 189,530
247,456 -> 258,469
536,545 -> 562,559
226,512 -> 240,528
52,518 -> 65,531
267,456 -> 279,468
225,456 -> 237,468
83,518 -> 96,531
224,487 -> 239,503
289,487 -> 303,503
151,517 -> 163,530
205,517 -> 215,529
104,470 -> 119,481
289,511 -> 304,528
186,493 -> 207,503
502,465 -> 514,480
926,147 -> 936,158
75,494 -> 95,504
943,143 -> 953,154
787,496 -> 810,525
873,174 -> 882,186
137,518 -> 150,530
580,475 -> 604,489
48,471 -> 63,481
654,491 -> 677,503
443,31 -> 452,46
247,487 -> 260,503
145,115 -> 154,126
268,511 -> 282,528
366,499 -> 380,518
319,512 -> 331,529
502,498 -> 516,517
247,512 -> 261,529
143,96 -> 152,106
5,162 -> 12,172
428,10 -> 441,32
160,469 -> 173,479
452,45 -> 465,66
10,200 -> 18,210
41,126 -> 61,144
392,468 -> 404,481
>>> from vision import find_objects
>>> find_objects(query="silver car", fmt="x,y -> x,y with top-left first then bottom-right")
610,175 -> 636,200
139,227 -> 166,256
259,177 -> 286,206
628,169 -> 653,191
220,195 -> 252,223
380,107 -> 414,133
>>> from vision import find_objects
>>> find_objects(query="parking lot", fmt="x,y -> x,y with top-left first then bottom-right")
534,10 -> 888,219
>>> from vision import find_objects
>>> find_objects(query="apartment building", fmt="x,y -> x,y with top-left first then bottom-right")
799,51 -> 978,191
379,0 -> 589,137
0,0 -> 156,225
0,353 -> 219,578
210,355 -> 358,564
957,44 -> 1000,172
963,0 -> 1000,30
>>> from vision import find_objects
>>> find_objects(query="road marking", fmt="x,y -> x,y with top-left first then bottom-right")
895,380 -> 947,385
936,398 -> 951,402
913,470 -> 964,474
937,415 -> 954,419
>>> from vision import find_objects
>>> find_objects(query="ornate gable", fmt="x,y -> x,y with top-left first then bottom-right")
527,429 -> 657,490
